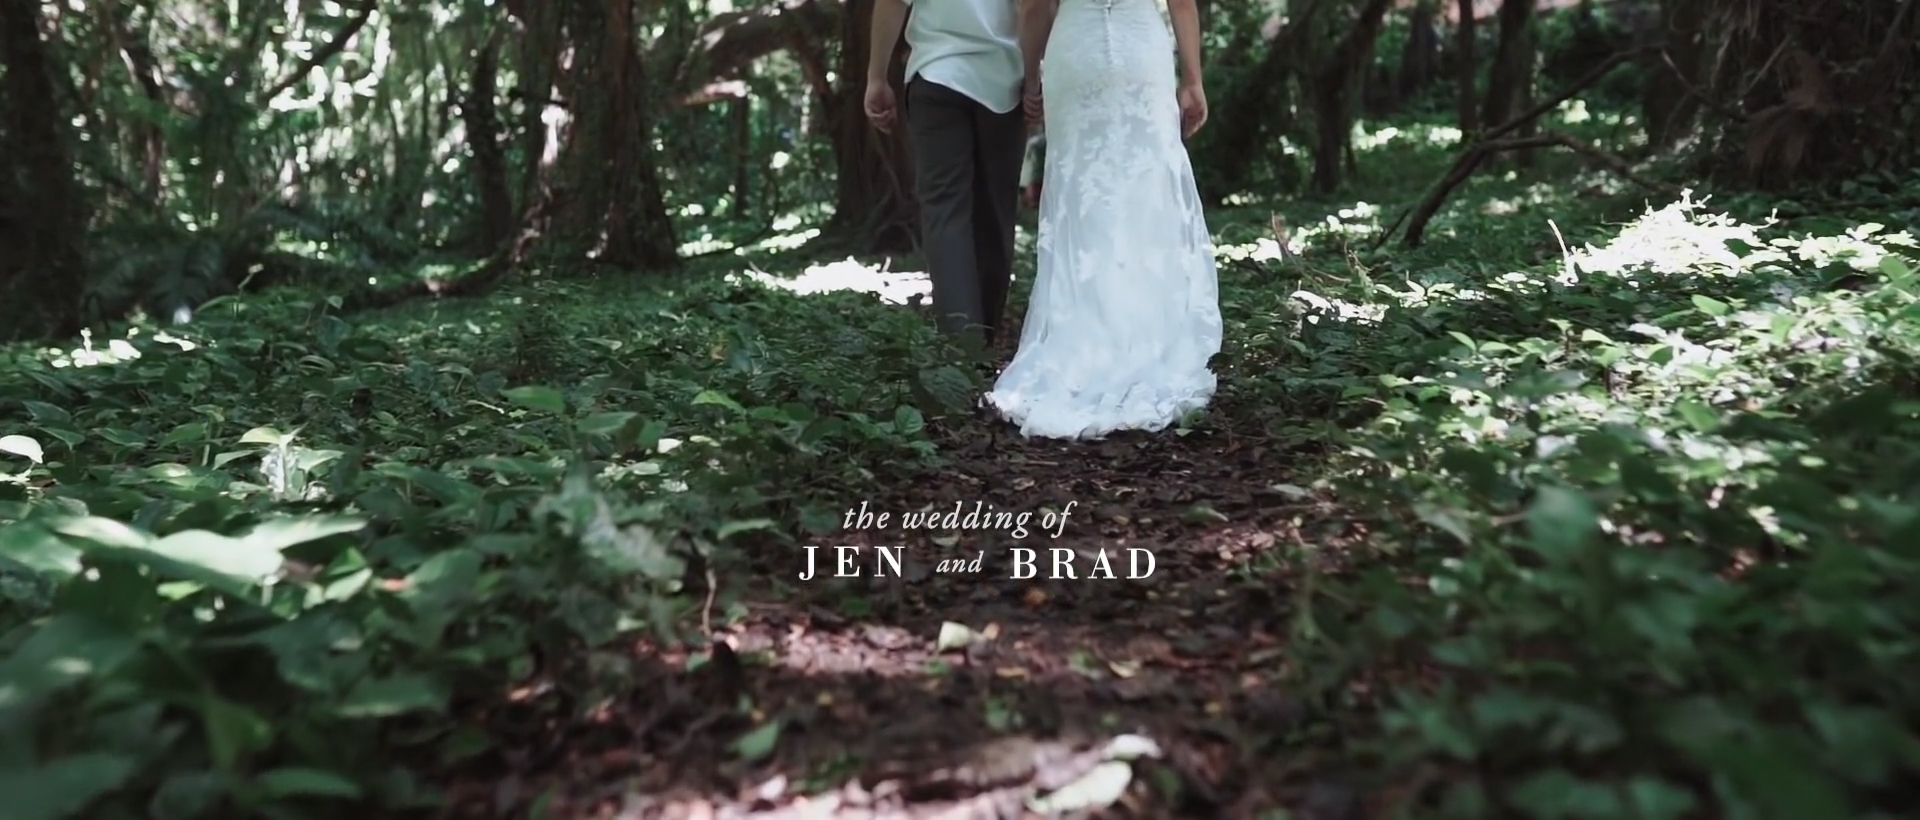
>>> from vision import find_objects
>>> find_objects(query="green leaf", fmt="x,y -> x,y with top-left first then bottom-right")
236,516 -> 365,553
201,697 -> 274,771
335,674 -> 448,718
158,421 -> 208,448
238,426 -> 291,446
49,517 -> 151,550
20,401 -> 71,424
576,411 -> 639,437
502,385 -> 566,414
914,365 -> 975,412
1507,769 -> 1621,818
691,390 -> 745,413
0,614 -> 141,705
137,530 -> 285,583
255,768 -> 363,799
715,518 -> 778,540
1691,294 -> 1729,316
0,522 -> 83,577
1623,776 -> 1696,820
0,434 -> 44,463
1674,400 -> 1717,431
731,719 -> 782,762
1526,486 -> 1596,563
0,754 -> 139,820
97,428 -> 146,447
893,405 -> 925,435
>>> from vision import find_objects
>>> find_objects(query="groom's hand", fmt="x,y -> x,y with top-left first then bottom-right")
865,80 -> 898,133
1022,79 -> 1043,126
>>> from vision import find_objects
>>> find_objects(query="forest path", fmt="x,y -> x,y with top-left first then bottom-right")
449,329 -> 1365,820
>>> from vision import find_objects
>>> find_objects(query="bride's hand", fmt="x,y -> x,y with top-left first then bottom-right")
1177,83 -> 1207,138
1022,79 -> 1044,126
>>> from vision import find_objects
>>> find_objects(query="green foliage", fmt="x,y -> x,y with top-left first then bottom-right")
0,271 -> 967,817
83,204 -> 421,326
1240,189 -> 1920,817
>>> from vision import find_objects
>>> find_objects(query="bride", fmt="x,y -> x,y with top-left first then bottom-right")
984,0 -> 1223,440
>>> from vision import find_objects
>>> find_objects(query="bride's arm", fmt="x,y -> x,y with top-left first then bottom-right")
1167,0 -> 1203,88
1018,0 -> 1056,82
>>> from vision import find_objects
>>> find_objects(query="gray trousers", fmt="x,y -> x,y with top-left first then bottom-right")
906,78 -> 1026,344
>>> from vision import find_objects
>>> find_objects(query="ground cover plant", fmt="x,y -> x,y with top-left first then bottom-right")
5,0 -> 1920,817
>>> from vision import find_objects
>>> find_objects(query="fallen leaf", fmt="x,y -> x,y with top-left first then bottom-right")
1026,760 -> 1133,814
1103,734 -> 1162,760
1269,483 -> 1313,499
935,621 -> 979,653
1183,504 -> 1229,524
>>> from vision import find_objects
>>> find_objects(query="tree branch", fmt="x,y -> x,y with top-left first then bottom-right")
1395,131 -> 1679,249
1373,46 -> 1654,248
259,0 -> 379,105
667,0 -> 840,103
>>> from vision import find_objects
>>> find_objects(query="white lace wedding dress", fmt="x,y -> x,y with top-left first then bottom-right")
984,0 -> 1222,440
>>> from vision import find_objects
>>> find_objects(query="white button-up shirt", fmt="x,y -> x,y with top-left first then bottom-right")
902,0 -> 1024,113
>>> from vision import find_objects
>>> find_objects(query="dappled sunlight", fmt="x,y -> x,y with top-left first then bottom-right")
16,0 -> 1920,806
1343,194 -> 1920,470
727,257 -> 931,305
1551,192 -> 1918,281
1479,180 -> 1569,215
1215,234 -> 1299,264
42,328 -> 200,370
1354,121 -> 1463,152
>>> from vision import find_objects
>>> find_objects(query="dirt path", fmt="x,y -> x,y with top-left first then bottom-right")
443,352 -> 1361,819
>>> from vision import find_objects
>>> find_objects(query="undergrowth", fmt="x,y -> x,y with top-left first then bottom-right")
0,265 -> 972,818
1244,176 -> 1920,815
6,108 -> 1920,819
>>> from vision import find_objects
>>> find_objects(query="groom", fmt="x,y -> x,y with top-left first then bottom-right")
862,0 -> 1027,349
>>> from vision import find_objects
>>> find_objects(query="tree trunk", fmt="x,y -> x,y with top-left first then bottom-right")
1309,0 -> 1395,194
1641,0 -> 1703,148
1513,16 -> 1539,167
731,66 -> 754,216
1454,0 -> 1478,137
1397,1 -> 1442,108
466,32 -> 517,253
824,0 -> 916,253
1479,0 -> 1534,129
0,0 -> 88,342
512,0 -> 564,236
551,0 -> 679,269
100,0 -> 167,198
1201,0 -> 1325,201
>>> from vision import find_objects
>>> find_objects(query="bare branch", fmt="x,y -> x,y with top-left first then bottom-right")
258,0 -> 380,105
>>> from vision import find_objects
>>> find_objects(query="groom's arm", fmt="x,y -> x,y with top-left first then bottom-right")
867,0 -> 910,84
1018,0 -> 1056,80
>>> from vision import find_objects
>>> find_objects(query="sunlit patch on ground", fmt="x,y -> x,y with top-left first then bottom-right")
1354,121 -> 1462,151
728,258 -> 932,305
